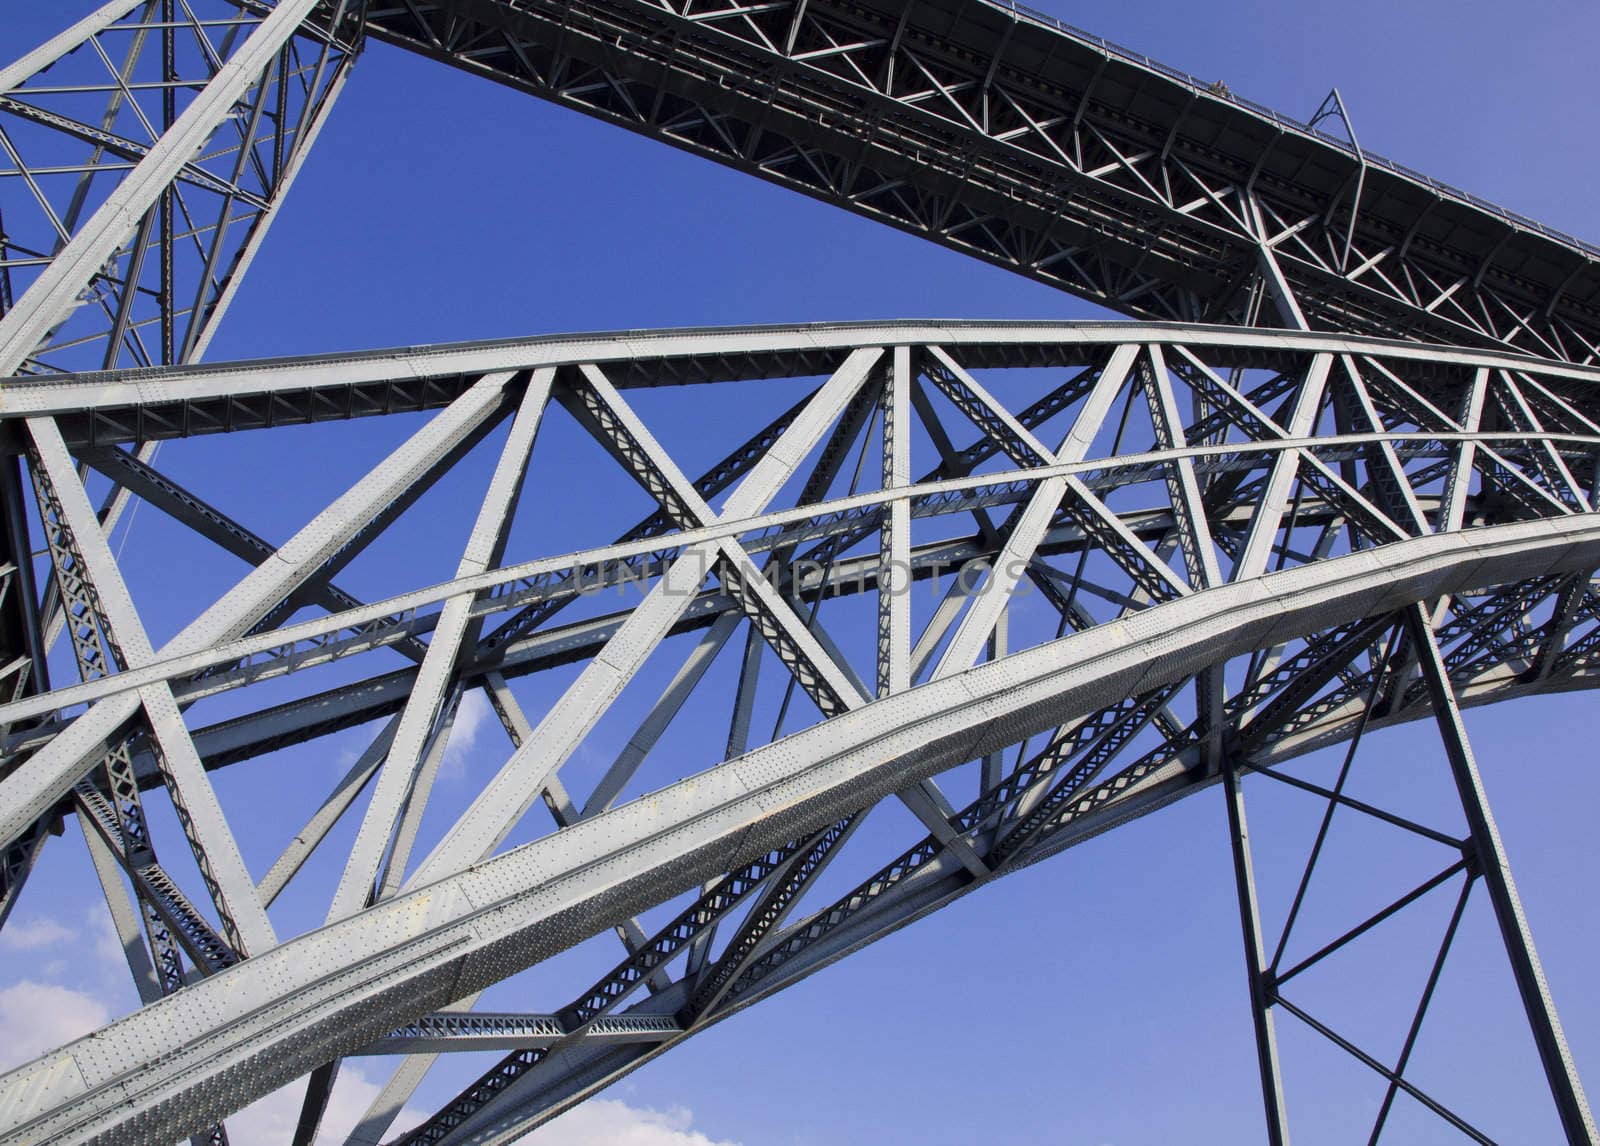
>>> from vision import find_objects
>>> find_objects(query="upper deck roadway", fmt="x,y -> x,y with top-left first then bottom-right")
358,0 -> 1600,363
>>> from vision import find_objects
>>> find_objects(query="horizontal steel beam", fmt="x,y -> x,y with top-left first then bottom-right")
8,321 -> 1599,450
353,1013 -> 681,1057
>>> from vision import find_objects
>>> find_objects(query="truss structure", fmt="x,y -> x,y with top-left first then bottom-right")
0,0 -> 360,377
1,2 -> 1597,1145
0,322 -> 1595,1142
363,0 -> 1600,362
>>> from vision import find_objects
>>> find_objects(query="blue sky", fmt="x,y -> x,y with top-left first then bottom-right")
3,2 -> 1598,1143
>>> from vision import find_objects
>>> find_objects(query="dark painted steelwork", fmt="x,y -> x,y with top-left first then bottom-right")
364,0 -> 1600,361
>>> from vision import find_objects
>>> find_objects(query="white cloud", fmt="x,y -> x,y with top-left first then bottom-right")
227,1064 -> 424,1145
226,1080 -> 737,1146
441,687 -> 494,776
0,981 -> 110,1071
517,1100 -> 742,1146
0,917 -> 76,951
84,906 -> 128,972
7,902 -> 140,1002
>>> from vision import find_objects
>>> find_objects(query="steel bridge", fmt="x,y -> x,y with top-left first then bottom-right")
0,2 -> 1596,1144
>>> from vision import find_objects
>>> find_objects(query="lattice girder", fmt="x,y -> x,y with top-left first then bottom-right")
0,323 -> 1593,1143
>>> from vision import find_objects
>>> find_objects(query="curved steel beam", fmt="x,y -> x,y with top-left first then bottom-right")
2,515 -> 1596,1144
1,321 -> 1597,1143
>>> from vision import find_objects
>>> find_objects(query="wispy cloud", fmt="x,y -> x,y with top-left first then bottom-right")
0,916 -> 76,951
441,687 -> 494,777
85,906 -> 127,971
228,1063 -> 426,1145
0,907 -> 136,1003
518,1099 -> 742,1145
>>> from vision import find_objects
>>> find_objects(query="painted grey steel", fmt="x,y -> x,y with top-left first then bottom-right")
363,0 -> 1600,362
1,516 -> 1595,1144
0,322 -> 1593,1143
1405,603 -> 1596,1140
0,0 -> 361,952
3,3 -> 1599,1144
0,370 -> 512,855
0,0 -> 359,376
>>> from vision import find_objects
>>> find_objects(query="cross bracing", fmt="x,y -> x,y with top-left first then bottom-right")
0,324 -> 1595,1143
360,0 -> 1600,363
1,2 -> 1598,1143
9,0 -> 1600,384
0,0 -> 361,377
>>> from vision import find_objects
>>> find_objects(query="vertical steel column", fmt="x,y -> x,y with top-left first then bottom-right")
877,345 -> 912,699
1222,755 -> 1292,1146
1404,603 -> 1597,1144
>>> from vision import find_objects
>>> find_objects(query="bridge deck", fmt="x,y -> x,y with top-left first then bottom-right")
362,0 -> 1600,361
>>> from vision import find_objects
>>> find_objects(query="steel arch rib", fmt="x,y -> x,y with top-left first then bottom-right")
0,513 -> 1597,1144
0,320 -> 1598,1143
6,1 -> 1598,1135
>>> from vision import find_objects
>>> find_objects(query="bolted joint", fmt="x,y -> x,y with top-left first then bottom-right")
1257,967 -> 1280,1002
1207,735 -> 1245,780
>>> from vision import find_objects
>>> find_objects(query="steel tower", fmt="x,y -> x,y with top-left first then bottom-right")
0,2 -> 1596,1143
